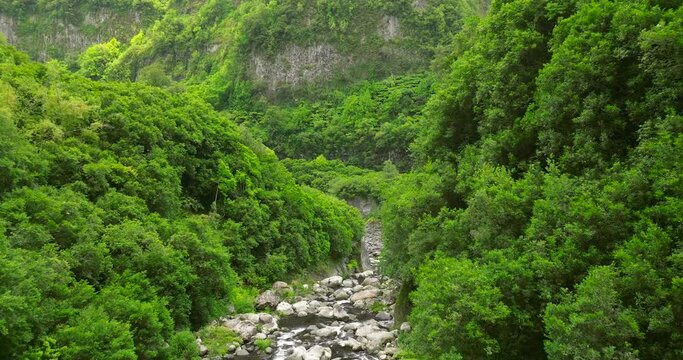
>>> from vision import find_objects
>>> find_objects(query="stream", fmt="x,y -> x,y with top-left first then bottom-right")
197,219 -> 404,360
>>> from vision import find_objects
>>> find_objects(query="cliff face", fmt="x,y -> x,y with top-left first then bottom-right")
0,0 -> 489,101
0,8 -> 150,61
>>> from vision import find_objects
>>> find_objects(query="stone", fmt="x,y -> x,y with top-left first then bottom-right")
244,313 -> 260,323
259,313 -> 274,324
255,290 -> 280,309
287,346 -> 307,360
303,345 -> 332,360
375,311 -> 392,321
365,331 -> 395,352
273,281 -> 289,290
233,323 -> 257,340
400,322 -> 412,332
266,347 -> 273,354
350,288 -> 380,302
276,302 -> 294,316
356,324 -> 381,338
235,348 -> 249,356
339,337 -> 363,351
317,306 -> 334,318
333,304 -> 349,320
312,326 -> 337,338
308,300 -> 322,309
253,333 -> 267,340
362,277 -> 380,286
320,275 -> 343,288
198,344 -> 208,356
343,322 -> 362,331
292,301 -> 309,313
333,289 -> 349,300
342,279 -> 355,288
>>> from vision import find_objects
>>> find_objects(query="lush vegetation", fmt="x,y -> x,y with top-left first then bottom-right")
0,39 -> 362,358
382,0 -> 683,359
2,0 -> 682,359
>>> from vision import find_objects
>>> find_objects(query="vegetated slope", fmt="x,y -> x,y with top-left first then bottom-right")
381,0 -> 682,359
0,0 -> 165,61
241,74 -> 434,170
0,40 -> 362,359
0,0 -> 489,105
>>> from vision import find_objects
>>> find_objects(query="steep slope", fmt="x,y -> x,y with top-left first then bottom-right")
1,0 -> 490,105
0,40 -> 362,358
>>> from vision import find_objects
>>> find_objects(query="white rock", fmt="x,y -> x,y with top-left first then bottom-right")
234,322 -> 258,340
303,345 -> 332,360
292,301 -> 309,313
235,348 -> 250,356
312,326 -> 337,338
259,313 -> 274,324
343,322 -> 362,331
245,313 -> 260,323
356,324 -> 381,338
198,344 -> 208,356
333,304 -> 349,320
308,300 -> 322,309
400,322 -> 412,332
287,346 -> 307,360
362,277 -> 380,286
253,332 -> 267,340
342,279 -> 355,288
350,288 -> 380,302
333,288 -> 350,300
273,281 -> 289,290
339,337 -> 363,351
277,302 -> 294,316
366,331 -> 395,352
317,306 -> 334,318
375,311 -> 392,321
320,275 -> 343,288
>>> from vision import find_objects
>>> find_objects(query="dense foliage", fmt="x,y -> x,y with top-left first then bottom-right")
382,0 -> 683,359
2,0 -> 682,359
0,39 -> 362,359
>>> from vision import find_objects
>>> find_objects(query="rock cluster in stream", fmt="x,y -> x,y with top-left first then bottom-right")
197,270 -> 406,360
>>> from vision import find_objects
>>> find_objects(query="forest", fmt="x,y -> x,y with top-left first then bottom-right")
1,0 -> 682,359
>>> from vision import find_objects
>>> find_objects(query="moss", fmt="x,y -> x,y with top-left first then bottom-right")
196,326 -> 241,357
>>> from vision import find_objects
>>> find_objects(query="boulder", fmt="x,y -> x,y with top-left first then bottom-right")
333,304 -> 349,320
400,322 -> 412,332
320,276 -> 343,288
375,311 -> 392,321
235,348 -> 250,356
303,345 -> 332,360
259,313 -> 274,324
342,279 -> 356,288
198,344 -> 208,356
350,288 -> 380,302
317,306 -> 334,318
255,290 -> 280,309
286,346 -> 307,360
356,324 -> 381,338
273,281 -> 289,290
233,322 -> 258,340
276,302 -> 294,316
362,277 -> 380,286
365,331 -> 395,352
312,326 -> 337,338
339,337 -> 363,351
333,289 -> 350,300
292,301 -> 309,313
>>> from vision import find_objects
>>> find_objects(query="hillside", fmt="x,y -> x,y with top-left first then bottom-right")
0,0 -> 490,105
0,39 -> 362,358
1,0 -> 682,360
